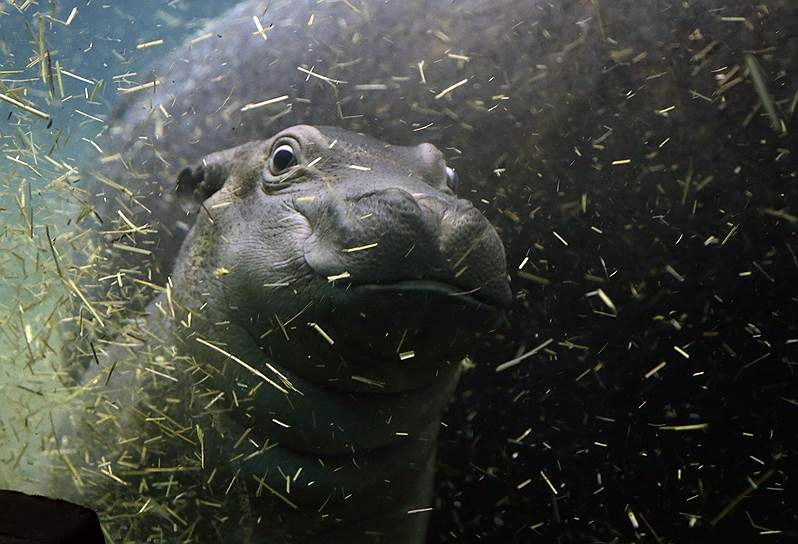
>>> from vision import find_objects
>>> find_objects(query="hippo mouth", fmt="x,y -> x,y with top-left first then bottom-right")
350,279 -> 505,310
318,278 -> 505,365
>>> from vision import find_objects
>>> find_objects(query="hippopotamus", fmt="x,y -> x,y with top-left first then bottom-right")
57,124 -> 509,542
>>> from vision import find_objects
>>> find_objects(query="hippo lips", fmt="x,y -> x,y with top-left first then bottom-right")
350,279 -> 508,310
320,279 -> 506,363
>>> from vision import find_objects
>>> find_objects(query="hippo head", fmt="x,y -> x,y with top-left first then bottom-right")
171,125 -> 510,393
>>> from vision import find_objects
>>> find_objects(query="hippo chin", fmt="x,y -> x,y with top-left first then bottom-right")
58,125 -> 509,543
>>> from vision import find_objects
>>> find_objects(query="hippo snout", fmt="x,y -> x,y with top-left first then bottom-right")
298,185 -> 511,308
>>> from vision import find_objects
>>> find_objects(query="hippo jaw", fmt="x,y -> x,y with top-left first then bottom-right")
313,280 -> 505,370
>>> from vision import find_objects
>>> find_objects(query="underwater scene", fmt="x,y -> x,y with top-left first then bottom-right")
0,0 -> 796,542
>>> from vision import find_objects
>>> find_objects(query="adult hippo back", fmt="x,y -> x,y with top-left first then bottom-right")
58,125 -> 509,542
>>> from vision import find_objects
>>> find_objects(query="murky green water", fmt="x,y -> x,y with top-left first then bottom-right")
0,0 -> 220,495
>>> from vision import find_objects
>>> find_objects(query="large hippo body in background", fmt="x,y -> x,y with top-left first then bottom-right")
83,0 -> 797,542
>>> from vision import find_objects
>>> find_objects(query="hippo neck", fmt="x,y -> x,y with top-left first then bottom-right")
174,315 -> 461,541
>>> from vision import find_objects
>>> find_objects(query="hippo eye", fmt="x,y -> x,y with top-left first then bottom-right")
445,165 -> 459,192
271,143 -> 297,173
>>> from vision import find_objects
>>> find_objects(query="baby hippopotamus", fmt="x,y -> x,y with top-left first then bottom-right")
58,125 -> 509,543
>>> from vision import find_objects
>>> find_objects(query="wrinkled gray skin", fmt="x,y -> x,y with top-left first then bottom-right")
66,124 -> 509,542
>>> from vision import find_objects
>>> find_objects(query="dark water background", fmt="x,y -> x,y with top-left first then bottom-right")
2,1 -> 797,542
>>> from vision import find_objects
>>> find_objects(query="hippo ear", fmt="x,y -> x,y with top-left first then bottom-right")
175,162 -> 226,213
174,141 -> 261,212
